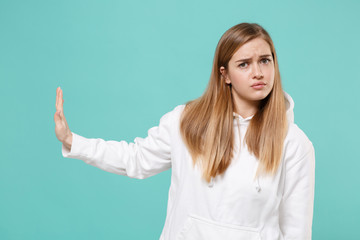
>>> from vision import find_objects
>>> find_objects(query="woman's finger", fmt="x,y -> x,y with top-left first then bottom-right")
60,89 -> 63,109
58,88 -> 62,113
56,87 -> 61,112
59,89 -> 64,116
54,111 -> 61,124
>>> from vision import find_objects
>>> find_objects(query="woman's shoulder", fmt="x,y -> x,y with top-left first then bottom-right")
165,104 -> 186,118
157,104 -> 186,125
172,104 -> 186,113
284,122 -> 314,158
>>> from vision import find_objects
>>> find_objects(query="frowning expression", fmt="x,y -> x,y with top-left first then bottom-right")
220,37 -> 275,112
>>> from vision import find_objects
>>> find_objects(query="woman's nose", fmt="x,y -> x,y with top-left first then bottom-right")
252,63 -> 264,78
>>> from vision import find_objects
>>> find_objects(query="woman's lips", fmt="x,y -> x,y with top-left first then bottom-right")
251,82 -> 266,89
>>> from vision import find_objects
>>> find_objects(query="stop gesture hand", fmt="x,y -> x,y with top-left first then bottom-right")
54,87 -> 72,150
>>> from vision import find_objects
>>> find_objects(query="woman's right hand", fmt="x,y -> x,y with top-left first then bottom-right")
54,87 -> 73,150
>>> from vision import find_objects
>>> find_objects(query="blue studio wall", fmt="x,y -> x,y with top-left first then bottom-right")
1,0 -> 359,239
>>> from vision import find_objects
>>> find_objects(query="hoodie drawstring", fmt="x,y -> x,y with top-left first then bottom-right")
208,177 -> 214,188
207,114 -> 262,192
255,176 -> 261,192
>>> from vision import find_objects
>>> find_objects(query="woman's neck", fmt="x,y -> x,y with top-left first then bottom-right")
233,99 -> 260,119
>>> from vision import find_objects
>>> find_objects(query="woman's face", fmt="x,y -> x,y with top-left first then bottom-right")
220,37 -> 275,114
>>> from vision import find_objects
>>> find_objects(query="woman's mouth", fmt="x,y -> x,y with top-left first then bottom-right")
251,82 -> 266,89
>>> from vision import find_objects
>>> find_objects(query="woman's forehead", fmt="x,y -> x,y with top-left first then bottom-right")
232,38 -> 272,60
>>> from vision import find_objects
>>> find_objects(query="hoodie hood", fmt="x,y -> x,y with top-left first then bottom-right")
252,91 -> 295,191
284,91 -> 295,124
232,91 -> 295,125
208,91 -> 295,189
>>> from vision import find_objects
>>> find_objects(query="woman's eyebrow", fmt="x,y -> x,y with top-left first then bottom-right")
259,54 -> 272,58
235,58 -> 251,62
235,54 -> 272,62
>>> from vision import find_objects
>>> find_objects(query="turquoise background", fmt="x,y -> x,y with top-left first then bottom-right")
1,0 -> 359,239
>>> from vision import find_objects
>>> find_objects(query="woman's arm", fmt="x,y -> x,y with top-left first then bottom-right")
55,87 -> 179,179
61,109 -> 174,179
279,140 -> 315,239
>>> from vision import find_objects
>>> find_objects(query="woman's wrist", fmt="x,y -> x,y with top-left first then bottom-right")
63,132 -> 73,150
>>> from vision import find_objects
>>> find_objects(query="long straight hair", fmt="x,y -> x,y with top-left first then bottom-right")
180,23 -> 288,183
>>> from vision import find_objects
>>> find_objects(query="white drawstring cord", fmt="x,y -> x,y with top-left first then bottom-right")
208,114 -> 259,191
255,177 -> 261,192
234,113 -> 261,193
208,177 -> 214,188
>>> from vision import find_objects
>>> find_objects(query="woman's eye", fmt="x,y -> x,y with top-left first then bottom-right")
238,62 -> 248,68
260,58 -> 271,64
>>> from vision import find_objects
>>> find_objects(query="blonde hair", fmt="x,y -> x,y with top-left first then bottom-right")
180,23 -> 288,183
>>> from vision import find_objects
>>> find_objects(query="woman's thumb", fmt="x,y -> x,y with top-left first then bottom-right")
54,111 -> 61,122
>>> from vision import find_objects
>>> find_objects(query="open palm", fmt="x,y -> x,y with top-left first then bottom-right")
54,87 -> 72,149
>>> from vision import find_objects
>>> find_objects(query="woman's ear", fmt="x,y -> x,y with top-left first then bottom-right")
220,66 -> 231,84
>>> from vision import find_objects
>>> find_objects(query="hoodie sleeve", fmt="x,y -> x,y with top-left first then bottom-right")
61,106 -> 182,179
279,127 -> 316,239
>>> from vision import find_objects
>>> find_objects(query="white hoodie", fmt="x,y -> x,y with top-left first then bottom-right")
62,92 -> 315,240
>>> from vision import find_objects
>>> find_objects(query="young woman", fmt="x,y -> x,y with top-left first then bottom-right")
55,23 -> 315,240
